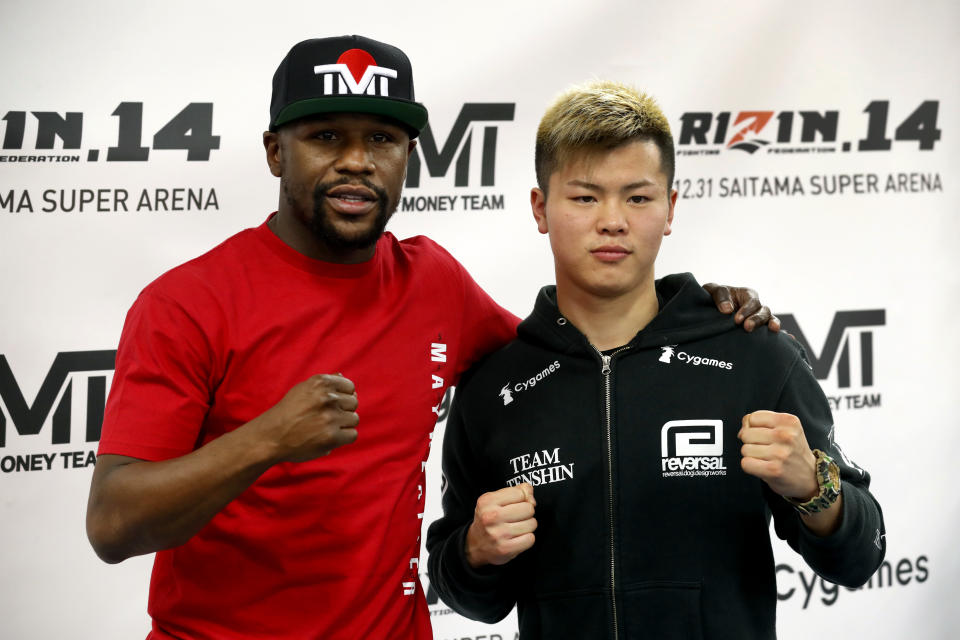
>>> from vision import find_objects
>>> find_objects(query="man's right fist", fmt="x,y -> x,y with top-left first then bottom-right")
465,483 -> 537,568
262,374 -> 360,463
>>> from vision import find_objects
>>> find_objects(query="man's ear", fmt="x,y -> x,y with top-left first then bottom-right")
400,139 -> 417,183
263,131 -> 283,178
663,187 -> 678,236
531,188 -> 549,235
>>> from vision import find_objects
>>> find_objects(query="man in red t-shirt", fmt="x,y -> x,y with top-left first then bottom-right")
85,36 -> 777,639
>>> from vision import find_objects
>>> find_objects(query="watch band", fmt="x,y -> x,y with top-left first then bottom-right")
785,449 -> 842,516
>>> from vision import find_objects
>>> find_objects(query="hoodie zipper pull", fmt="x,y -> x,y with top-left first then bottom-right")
601,354 -> 612,376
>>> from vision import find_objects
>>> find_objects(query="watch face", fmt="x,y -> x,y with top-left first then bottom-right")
823,457 -> 841,498
787,450 -> 841,514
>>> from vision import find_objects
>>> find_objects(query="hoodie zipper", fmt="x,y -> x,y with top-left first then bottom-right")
595,345 -> 629,640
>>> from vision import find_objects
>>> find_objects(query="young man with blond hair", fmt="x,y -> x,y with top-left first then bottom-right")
427,81 -> 885,639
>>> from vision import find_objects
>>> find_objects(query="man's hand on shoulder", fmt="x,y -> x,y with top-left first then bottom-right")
465,483 -> 537,568
702,283 -> 781,333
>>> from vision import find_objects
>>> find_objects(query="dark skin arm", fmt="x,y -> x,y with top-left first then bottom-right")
85,374 -> 359,563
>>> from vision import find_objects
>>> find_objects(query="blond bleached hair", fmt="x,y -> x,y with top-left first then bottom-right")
535,80 -> 675,192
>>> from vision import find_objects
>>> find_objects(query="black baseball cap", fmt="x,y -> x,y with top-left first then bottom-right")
269,35 -> 429,137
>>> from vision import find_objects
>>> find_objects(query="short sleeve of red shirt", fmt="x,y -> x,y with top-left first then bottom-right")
425,243 -> 519,378
98,281 -> 218,461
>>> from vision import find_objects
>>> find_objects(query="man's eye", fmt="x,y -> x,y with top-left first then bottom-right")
629,195 -> 649,203
573,195 -> 595,203
371,132 -> 393,143
314,131 -> 337,140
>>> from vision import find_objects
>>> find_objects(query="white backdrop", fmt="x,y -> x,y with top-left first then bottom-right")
1,1 -> 957,638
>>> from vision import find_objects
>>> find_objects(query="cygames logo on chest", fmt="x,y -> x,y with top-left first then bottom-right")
497,359 -> 561,406
658,345 -> 733,371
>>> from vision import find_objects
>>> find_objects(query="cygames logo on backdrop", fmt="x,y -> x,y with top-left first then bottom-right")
400,103 -> 514,214
673,101 -> 943,200
779,310 -> 885,411
0,351 -> 114,474
777,552 -> 928,610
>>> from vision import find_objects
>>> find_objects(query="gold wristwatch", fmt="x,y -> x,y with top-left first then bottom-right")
785,449 -> 841,516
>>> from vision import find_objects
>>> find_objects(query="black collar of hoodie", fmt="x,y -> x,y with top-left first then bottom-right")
517,272 -> 738,357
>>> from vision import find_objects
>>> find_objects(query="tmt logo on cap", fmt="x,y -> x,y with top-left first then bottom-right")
269,35 -> 428,136
315,49 -> 396,97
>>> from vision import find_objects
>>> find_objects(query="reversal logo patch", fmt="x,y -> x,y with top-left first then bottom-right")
660,419 -> 727,477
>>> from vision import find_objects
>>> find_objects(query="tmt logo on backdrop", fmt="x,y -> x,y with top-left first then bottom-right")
779,310 -> 885,411
400,103 -> 515,214
677,101 -> 940,155
0,351 -> 114,473
405,103 -> 515,188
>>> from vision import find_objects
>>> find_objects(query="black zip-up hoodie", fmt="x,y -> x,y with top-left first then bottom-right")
427,273 -> 885,640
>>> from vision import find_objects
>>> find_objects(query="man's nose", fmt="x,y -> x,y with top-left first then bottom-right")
597,202 -> 627,234
335,139 -> 374,174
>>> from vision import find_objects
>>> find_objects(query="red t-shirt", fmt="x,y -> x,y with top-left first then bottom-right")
99,217 -> 518,639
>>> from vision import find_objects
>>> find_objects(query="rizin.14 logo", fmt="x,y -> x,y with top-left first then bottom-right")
677,100 -> 940,156
1,103 -> 220,163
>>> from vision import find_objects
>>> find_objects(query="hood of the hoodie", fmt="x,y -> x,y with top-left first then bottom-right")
517,272 -> 738,356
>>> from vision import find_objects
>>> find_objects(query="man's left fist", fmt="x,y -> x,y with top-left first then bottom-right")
738,410 -> 818,500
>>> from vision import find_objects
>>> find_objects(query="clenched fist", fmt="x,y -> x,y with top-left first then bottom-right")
738,410 -> 818,500
465,483 -> 537,568
259,374 -> 360,463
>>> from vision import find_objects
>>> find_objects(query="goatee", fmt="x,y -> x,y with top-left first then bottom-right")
306,178 -> 395,250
